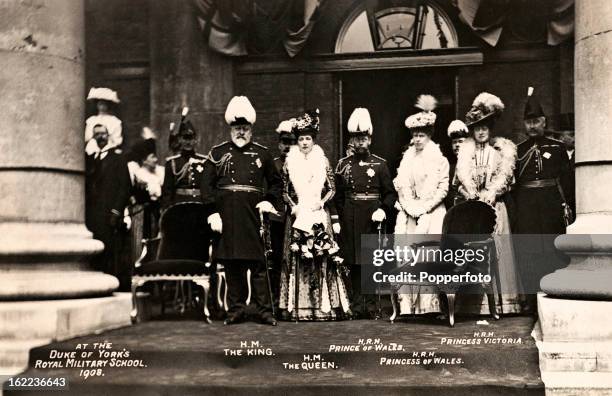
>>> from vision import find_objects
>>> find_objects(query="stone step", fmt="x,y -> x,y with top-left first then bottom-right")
5,316 -> 543,395
0,294 -> 132,341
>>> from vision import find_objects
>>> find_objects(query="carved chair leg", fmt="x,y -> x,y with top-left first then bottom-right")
446,293 -> 456,327
389,287 -> 399,323
130,279 -> 140,324
484,282 -> 500,320
194,278 -> 212,324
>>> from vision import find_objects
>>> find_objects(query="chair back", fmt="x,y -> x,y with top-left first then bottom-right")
157,202 -> 211,262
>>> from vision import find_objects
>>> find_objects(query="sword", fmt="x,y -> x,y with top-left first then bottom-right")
259,210 -> 276,318
375,220 -> 384,320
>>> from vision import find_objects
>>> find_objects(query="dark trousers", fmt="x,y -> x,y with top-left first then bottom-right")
269,220 -> 285,307
350,264 -> 376,316
223,259 -> 273,318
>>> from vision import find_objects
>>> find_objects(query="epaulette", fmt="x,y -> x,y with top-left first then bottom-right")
335,154 -> 353,173
517,139 -> 530,146
546,136 -> 564,144
371,154 -> 387,162
211,141 -> 229,150
252,142 -> 268,150
166,154 -> 180,161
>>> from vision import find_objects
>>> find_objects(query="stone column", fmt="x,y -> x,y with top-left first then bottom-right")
0,0 -> 130,375
535,1 -> 612,393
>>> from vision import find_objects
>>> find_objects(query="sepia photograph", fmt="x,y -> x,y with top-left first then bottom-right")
1,0 -> 611,395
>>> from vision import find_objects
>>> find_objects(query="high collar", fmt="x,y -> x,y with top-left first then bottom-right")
354,150 -> 370,160
181,149 -> 196,157
231,140 -> 252,151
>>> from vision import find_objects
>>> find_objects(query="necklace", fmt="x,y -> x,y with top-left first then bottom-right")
474,143 -> 490,192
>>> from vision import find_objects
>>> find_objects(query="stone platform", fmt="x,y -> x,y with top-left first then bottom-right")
6,315 -> 542,395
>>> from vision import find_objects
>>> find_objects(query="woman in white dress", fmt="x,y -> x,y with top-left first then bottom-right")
84,87 -> 123,155
453,92 -> 523,314
278,110 -> 351,321
394,95 -> 449,315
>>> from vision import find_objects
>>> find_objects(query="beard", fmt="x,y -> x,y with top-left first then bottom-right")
232,136 -> 250,148
355,146 -> 369,155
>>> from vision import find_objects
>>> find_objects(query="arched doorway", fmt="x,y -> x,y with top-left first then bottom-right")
336,1 -> 460,169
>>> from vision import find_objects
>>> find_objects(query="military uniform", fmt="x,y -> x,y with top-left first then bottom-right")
200,140 -> 282,319
513,135 -> 572,295
514,136 -> 571,234
335,151 -> 396,316
162,151 -> 208,208
268,155 -> 288,306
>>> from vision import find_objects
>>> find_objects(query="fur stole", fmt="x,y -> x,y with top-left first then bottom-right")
455,137 -> 516,198
394,140 -> 445,194
285,144 -> 329,232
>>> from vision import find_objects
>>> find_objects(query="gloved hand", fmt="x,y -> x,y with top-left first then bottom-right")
256,201 -> 279,216
371,208 -> 386,223
208,213 -> 223,233
332,223 -> 341,234
123,215 -> 132,231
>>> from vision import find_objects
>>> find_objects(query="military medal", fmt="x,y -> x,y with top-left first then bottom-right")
367,168 -> 375,177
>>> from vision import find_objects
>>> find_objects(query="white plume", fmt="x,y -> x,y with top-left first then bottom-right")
225,96 -> 256,125
447,120 -> 468,137
415,94 -> 437,112
347,108 -> 373,134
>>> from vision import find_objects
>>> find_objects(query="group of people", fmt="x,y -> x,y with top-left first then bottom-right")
83,85 -> 575,326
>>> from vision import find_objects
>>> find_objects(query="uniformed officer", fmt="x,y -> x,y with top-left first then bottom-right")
513,87 -> 572,299
201,96 -> 282,326
85,124 -> 132,289
335,107 -> 396,319
161,111 -> 208,208
270,119 -> 297,309
445,120 -> 469,209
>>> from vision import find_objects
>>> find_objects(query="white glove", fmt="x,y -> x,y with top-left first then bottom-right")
256,201 -> 279,216
208,213 -> 223,233
332,223 -> 341,234
123,215 -> 132,231
371,208 -> 386,223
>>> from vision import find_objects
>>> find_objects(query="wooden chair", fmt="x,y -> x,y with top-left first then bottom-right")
131,202 -> 213,323
389,200 -> 501,326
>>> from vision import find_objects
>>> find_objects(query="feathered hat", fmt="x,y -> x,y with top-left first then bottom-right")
276,118 -> 297,140
465,92 -> 505,127
225,96 -> 256,126
347,108 -> 373,136
405,95 -> 437,131
87,87 -> 120,103
447,120 -> 469,139
293,109 -> 320,136
131,128 -> 158,162
524,86 -> 546,120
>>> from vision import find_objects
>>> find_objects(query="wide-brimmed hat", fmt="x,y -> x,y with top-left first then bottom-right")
465,92 -> 504,127
347,107 -> 373,136
405,95 -> 437,131
87,87 -> 120,104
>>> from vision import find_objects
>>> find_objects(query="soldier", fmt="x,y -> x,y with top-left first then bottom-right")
201,96 -> 282,326
335,107 -> 396,319
513,87 -> 572,301
269,119 -> 297,310
161,111 -> 208,208
445,120 -> 469,209
85,124 -> 132,290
